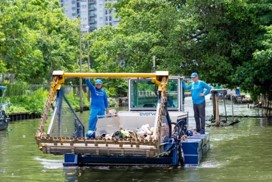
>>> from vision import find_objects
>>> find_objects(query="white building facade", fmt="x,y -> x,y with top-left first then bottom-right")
60,0 -> 120,32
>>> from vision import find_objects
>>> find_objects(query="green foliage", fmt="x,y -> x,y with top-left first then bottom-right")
106,87 -> 117,97
0,0 -> 271,103
8,87 -> 48,114
8,86 -> 90,114
90,0 -> 181,73
108,97 -> 118,107
65,89 -> 89,111
65,91 -> 80,111
102,79 -> 128,97
0,0 -> 80,83
90,0 -> 272,101
235,25 -> 272,99
179,1 -> 264,82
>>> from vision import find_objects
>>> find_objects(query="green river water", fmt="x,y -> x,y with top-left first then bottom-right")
0,96 -> 272,182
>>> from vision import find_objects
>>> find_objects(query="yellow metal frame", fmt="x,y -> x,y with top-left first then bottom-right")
52,70 -> 169,92
35,70 -> 169,155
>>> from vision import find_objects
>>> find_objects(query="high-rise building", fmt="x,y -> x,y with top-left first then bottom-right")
60,0 -> 120,32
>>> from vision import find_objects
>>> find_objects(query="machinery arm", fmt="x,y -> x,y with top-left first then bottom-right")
35,70 -> 169,149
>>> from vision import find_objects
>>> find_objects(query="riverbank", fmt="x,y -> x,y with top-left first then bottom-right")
7,94 -> 272,122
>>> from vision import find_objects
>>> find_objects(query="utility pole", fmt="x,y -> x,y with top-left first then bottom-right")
79,25 -> 83,113
85,26 -> 91,101
86,26 -> 91,72
152,53 -> 156,72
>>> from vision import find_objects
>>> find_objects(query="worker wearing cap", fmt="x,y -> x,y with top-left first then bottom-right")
182,72 -> 211,134
85,78 -> 109,138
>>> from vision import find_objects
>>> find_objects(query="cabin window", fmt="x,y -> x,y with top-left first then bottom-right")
129,79 -> 178,111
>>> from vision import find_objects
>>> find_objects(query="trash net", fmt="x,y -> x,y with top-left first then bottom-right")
47,90 -> 84,138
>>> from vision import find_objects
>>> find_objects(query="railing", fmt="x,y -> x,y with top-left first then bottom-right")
138,91 -> 156,97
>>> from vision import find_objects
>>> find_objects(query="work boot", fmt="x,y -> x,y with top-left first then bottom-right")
86,130 -> 95,139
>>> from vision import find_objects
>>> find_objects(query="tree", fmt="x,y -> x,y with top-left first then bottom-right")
90,0 -> 183,73
0,0 -> 80,83
89,0 -> 272,101
235,25 -> 272,99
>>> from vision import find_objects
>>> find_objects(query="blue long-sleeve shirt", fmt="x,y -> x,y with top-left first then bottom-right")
85,79 -> 108,109
182,80 -> 211,104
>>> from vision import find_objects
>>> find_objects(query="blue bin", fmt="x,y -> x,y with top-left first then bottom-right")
188,133 -> 210,146
184,153 -> 203,165
182,138 -> 203,165
64,154 -> 78,166
182,138 -> 202,155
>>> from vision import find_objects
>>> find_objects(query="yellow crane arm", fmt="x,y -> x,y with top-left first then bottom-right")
36,70 -> 169,140
52,70 -> 169,92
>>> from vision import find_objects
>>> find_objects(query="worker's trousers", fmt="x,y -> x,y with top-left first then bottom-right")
193,101 -> 206,132
88,107 -> 105,131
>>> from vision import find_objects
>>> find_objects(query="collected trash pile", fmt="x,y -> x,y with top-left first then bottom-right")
94,123 -> 202,141
98,124 -> 155,140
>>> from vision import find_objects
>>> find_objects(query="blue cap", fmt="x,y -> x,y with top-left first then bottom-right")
95,79 -> 103,85
191,72 -> 198,78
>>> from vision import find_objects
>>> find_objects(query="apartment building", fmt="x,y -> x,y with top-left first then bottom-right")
60,0 -> 120,32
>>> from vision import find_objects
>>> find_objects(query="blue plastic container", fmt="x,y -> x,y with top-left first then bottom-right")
182,138 -> 204,165
188,133 -> 209,146
182,138 -> 202,155
187,133 -> 210,156
184,153 -> 203,165
64,154 -> 78,166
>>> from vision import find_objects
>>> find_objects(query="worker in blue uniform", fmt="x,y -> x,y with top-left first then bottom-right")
182,72 -> 211,134
85,78 -> 109,138
235,87 -> 241,96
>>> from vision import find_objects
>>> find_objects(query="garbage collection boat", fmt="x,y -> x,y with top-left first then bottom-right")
35,71 -> 209,167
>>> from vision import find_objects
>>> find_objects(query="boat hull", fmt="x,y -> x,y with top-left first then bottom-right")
0,118 -> 8,130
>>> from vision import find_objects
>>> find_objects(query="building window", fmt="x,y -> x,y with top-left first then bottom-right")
90,4 -> 96,10
89,11 -> 96,16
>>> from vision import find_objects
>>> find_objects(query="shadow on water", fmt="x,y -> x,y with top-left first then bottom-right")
259,117 -> 272,126
64,165 -> 204,182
